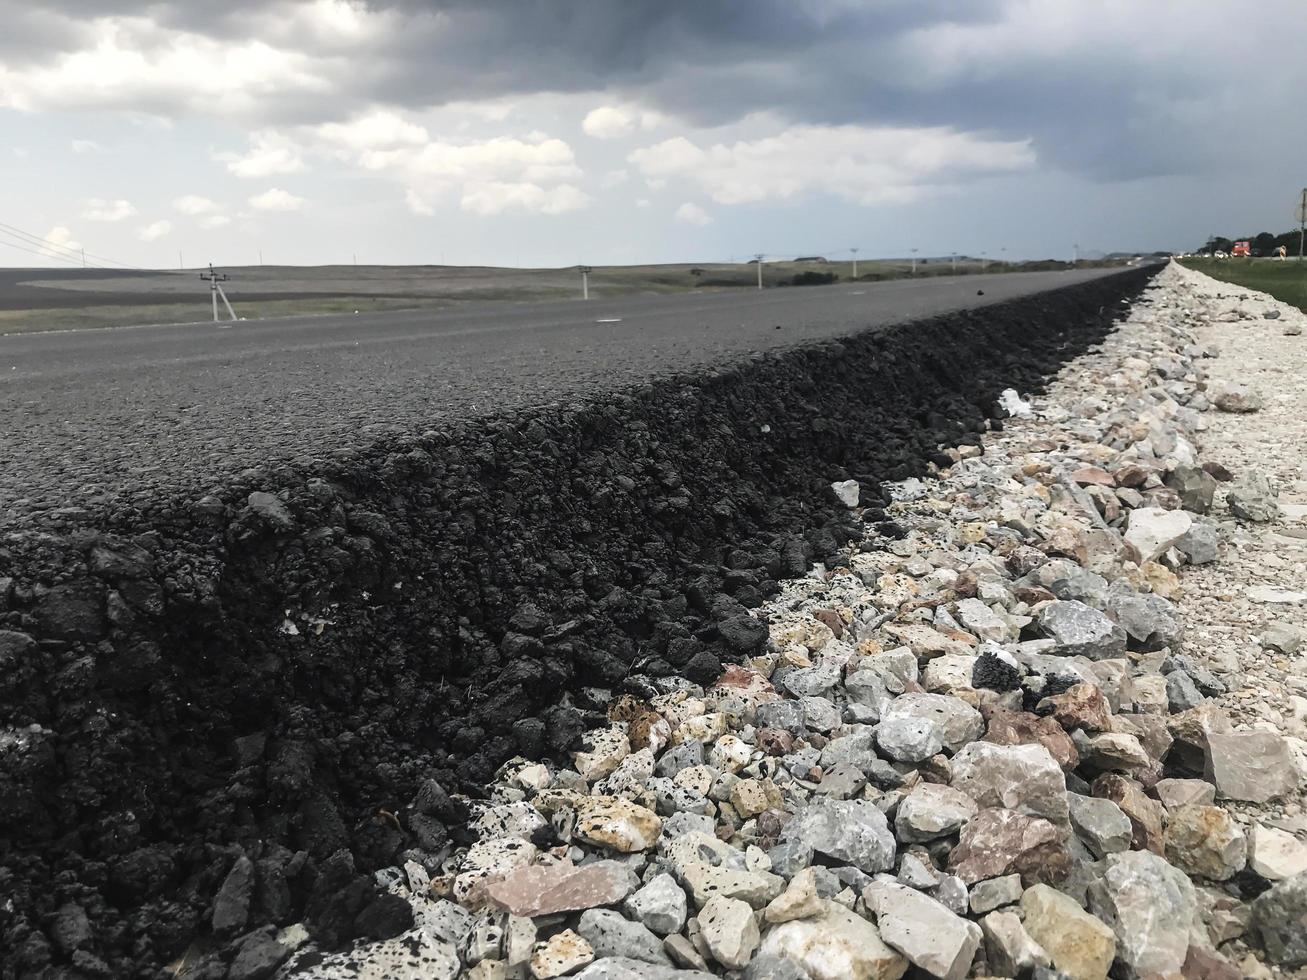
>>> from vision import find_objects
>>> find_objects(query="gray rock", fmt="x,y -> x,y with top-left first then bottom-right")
1123,508 -> 1192,563
759,901 -> 906,979
1036,601 -> 1127,660
949,742 -> 1069,825
968,874 -> 1023,914
1211,382 -> 1264,413
1263,622 -> 1305,654
755,701 -> 805,733
895,783 -> 979,843
881,693 -> 983,752
933,875 -> 969,916
798,696 -> 841,733
624,874 -> 688,937
1067,794 -> 1132,858
1165,670 -> 1205,712
1165,465 -> 1217,514
1154,778 -> 1215,810
876,716 -> 944,764
818,730 -> 878,772
778,798 -> 896,874
1176,521 -> 1219,564
865,880 -> 982,980
1249,824 -> 1307,882
656,742 -> 704,778
898,852 -> 941,889
981,911 -> 1051,977
577,909 -> 670,967
781,663 -> 841,698
1106,591 -> 1178,649
1227,472 -> 1279,523
212,856 -> 255,937
1087,851 -> 1197,978
1251,872 -> 1307,967
1205,731 -> 1300,802
742,954 -> 809,980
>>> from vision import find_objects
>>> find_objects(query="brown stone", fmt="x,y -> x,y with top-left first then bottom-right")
1042,682 -> 1113,734
1110,713 -> 1173,764
1111,463 -> 1155,488
1091,774 -> 1165,854
948,808 -> 1070,885
608,695 -> 672,755
486,860 -> 638,917
756,728 -> 794,756
1141,486 -> 1183,510
1012,585 -> 1058,606
1182,945 -> 1242,980
1071,465 -> 1114,487
1201,461 -> 1234,483
812,609 -> 844,638
983,707 -> 1079,770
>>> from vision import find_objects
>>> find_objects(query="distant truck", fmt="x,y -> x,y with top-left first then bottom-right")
1231,241 -> 1251,257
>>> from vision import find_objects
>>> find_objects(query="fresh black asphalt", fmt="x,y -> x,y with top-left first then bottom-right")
0,268 -> 1123,518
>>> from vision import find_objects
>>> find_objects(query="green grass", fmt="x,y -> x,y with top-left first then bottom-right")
1180,258 -> 1307,312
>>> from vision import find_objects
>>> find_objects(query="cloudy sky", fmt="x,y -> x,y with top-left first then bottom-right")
1,0 -> 1302,269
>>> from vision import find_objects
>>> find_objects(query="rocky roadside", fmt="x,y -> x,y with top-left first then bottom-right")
212,261 -> 1307,980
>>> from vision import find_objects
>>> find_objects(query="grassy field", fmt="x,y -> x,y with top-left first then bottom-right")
1180,257 -> 1307,312
0,256 -> 1110,334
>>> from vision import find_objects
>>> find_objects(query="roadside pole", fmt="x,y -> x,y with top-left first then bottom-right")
1298,189 -> 1306,260
851,247 -> 858,279
755,254 -> 764,290
579,265 -> 591,300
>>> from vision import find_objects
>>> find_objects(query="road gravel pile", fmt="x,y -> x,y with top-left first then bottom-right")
251,263 -> 1307,980
0,271 -> 1151,978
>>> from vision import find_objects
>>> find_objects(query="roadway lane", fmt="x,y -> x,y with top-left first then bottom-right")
0,268 -> 1126,518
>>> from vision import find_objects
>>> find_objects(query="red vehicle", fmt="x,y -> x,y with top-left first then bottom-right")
1231,241 -> 1252,257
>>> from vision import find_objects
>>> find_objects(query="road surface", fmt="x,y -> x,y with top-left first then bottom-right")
0,268 -> 1129,517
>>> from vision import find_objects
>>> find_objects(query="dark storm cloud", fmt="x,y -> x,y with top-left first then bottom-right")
4,0 -> 1303,183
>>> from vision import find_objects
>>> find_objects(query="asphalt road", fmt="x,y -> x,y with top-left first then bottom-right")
1,268 -> 1127,519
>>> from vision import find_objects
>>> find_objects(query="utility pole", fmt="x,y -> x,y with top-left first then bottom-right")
353,252 -> 357,266
951,254 -> 957,274
851,247 -> 859,279
200,264 -> 238,322
1298,188 -> 1306,260
910,248 -> 918,275
755,254 -> 764,290
81,247 -> 86,268
578,265 -> 592,300
259,249 -> 263,266
1073,243 -> 1079,265
178,251 -> 183,270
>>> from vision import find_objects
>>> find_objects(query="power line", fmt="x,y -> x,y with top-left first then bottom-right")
0,222 -> 126,270
0,236 -> 106,268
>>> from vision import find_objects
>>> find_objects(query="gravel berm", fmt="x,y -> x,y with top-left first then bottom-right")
0,266 -> 1152,977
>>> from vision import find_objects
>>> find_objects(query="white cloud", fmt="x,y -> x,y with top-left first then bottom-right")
630,123 -> 1035,206
138,219 -> 172,241
405,188 -> 436,216
674,202 -> 712,226
0,21 -> 331,118
582,105 -> 635,139
249,188 -> 306,211
601,169 -> 629,188
635,198 -> 652,208
81,198 -> 136,222
71,139 -> 101,154
313,109 -> 428,151
582,104 -> 665,140
200,214 -> 231,229
39,226 -> 82,259
174,194 -> 220,215
459,182 -> 592,216
219,131 -> 306,177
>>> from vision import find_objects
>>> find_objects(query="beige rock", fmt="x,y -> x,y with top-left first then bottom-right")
1247,824 -> 1307,881
530,930 -> 593,979
1164,805 -> 1247,881
573,797 -> 662,853
729,778 -> 782,819
1204,731 -> 1300,802
758,901 -> 908,980
763,867 -> 825,923
950,742 -> 1069,825
982,910 -> 1051,977
697,895 -> 759,970
573,727 -> 631,781
1021,884 -> 1116,980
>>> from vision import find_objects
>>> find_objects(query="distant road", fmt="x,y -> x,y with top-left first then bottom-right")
1,268 -> 1127,517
